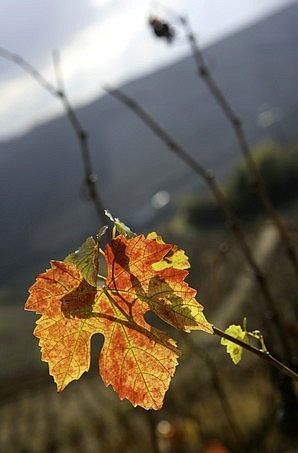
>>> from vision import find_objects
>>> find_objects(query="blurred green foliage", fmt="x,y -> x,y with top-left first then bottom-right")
187,140 -> 298,227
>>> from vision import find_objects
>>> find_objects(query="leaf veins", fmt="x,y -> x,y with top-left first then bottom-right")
25,233 -> 212,409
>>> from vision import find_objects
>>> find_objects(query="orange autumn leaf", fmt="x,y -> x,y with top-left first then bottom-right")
147,232 -> 190,270
25,261 -> 101,390
25,234 -> 212,410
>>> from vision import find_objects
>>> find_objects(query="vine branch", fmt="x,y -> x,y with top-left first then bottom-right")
184,335 -> 246,448
0,46 -> 106,224
212,325 -> 298,381
105,85 -> 293,364
180,16 -> 298,279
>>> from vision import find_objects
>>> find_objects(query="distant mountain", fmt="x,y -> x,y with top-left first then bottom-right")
1,2 -> 298,303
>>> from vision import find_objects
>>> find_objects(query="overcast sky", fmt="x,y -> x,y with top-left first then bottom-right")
0,0 -> 296,140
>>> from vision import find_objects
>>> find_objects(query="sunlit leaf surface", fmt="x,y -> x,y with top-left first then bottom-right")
25,233 -> 212,409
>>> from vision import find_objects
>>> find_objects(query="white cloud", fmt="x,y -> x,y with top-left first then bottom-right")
89,0 -> 112,6
0,0 -> 296,140
0,71 -> 64,139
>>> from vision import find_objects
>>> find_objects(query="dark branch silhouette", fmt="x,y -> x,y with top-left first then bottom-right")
0,47 -> 106,224
105,85 -> 293,364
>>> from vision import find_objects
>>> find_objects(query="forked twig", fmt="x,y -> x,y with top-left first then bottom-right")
180,16 -> 298,279
0,47 -> 106,224
105,86 -> 293,364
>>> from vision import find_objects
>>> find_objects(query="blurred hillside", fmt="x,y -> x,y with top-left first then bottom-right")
1,2 -> 298,303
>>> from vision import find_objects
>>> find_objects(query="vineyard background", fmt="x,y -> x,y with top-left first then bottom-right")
1,2 -> 298,452
1,210 -> 297,451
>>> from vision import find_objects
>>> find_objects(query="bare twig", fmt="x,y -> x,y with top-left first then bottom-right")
145,412 -> 160,453
212,325 -> 298,381
105,86 -> 293,363
180,16 -> 298,279
203,353 -> 246,446
52,49 -> 65,94
0,46 -> 106,224
184,335 -> 246,448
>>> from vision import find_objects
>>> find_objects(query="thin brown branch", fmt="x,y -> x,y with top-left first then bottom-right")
204,353 -> 246,447
180,17 -> 298,279
184,335 -> 246,448
105,85 -> 293,363
0,46 -> 106,224
212,325 -> 298,381
52,49 -> 65,94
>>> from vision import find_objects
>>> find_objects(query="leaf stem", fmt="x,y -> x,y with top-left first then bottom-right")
212,325 -> 298,381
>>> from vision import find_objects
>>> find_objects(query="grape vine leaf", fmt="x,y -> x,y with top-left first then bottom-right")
221,324 -> 246,364
105,209 -> 136,238
64,226 -> 107,286
147,232 -> 190,270
25,233 -> 212,410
